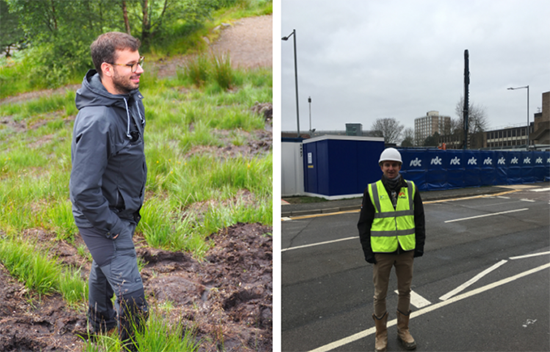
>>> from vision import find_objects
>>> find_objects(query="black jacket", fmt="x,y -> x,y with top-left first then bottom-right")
70,70 -> 147,238
357,176 -> 426,263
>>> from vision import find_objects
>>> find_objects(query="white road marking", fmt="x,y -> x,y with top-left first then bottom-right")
393,290 -> 431,308
439,260 -> 508,301
281,217 -> 292,221
308,262 -> 550,352
520,199 -> 536,202
510,251 -> 550,260
282,237 -> 357,252
497,196 -> 510,199
444,208 -> 529,223
530,187 -> 550,192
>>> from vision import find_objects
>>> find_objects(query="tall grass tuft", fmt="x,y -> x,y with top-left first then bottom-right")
0,239 -> 58,295
0,238 -> 88,305
211,52 -> 233,90
45,199 -> 79,241
184,54 -> 210,87
81,305 -> 199,352
58,267 -> 89,306
181,52 -> 234,91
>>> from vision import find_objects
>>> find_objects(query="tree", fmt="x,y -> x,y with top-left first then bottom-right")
423,132 -> 440,147
371,118 -> 404,144
453,97 -> 488,134
135,0 -> 212,47
0,0 -> 25,57
452,97 -> 488,148
4,0 -> 218,85
122,0 -> 131,34
401,127 -> 414,147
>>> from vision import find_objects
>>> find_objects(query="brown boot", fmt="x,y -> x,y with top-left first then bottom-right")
372,312 -> 388,352
396,309 -> 416,350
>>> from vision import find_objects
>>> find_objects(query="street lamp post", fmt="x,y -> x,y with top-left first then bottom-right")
282,29 -> 300,138
508,85 -> 530,148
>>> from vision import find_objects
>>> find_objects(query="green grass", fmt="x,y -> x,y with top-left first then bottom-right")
45,199 -> 79,241
82,305 -> 199,352
0,237 -> 88,306
282,196 -> 332,204
0,65 -> 272,246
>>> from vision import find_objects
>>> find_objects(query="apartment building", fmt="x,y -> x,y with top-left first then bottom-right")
414,111 -> 451,145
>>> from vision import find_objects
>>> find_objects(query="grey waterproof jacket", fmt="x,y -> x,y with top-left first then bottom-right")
70,70 -> 147,238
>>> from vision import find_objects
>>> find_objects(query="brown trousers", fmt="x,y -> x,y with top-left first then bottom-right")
373,251 -> 414,317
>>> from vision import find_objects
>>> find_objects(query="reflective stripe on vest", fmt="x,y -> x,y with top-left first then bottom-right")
368,180 -> 416,252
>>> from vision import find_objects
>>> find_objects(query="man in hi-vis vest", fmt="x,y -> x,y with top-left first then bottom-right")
357,148 -> 425,352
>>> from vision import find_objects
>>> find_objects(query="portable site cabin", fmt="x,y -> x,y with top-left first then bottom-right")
301,135 -> 385,199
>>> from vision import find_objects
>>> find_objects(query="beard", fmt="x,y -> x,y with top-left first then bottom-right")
112,70 -> 140,94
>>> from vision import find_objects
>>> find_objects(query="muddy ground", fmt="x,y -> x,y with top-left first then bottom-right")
0,15 -> 273,352
0,223 -> 272,352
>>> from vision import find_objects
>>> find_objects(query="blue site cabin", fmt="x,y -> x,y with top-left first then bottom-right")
302,135 -> 385,199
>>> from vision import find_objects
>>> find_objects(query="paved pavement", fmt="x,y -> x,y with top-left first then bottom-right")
281,182 -> 550,217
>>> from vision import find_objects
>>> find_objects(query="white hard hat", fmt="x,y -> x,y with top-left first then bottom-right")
379,148 -> 402,164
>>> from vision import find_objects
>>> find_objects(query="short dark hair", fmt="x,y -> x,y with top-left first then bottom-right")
90,32 -> 141,77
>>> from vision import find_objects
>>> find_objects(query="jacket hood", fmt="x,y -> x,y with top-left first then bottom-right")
75,69 -> 142,111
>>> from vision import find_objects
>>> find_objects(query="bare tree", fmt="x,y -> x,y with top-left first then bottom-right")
452,97 -> 488,148
438,118 -> 452,136
401,127 -> 414,147
371,118 -> 404,144
453,97 -> 488,134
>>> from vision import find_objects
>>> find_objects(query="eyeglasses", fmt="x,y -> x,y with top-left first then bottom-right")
108,56 -> 144,73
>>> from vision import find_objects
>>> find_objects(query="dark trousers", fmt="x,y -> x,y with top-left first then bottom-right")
79,220 -> 148,338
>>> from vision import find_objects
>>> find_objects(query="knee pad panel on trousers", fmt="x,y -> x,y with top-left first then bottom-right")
102,250 -> 143,297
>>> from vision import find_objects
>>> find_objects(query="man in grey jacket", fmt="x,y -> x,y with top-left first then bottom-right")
70,32 -> 147,350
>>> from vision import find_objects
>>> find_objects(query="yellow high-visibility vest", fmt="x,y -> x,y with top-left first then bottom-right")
368,180 -> 416,252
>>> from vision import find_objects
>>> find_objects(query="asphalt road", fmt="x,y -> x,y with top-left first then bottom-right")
281,186 -> 550,352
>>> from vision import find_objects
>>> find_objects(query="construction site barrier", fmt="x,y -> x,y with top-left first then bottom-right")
399,149 -> 550,191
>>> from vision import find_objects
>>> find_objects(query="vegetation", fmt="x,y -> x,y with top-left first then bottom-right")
0,0 -> 25,57
82,306 -> 199,351
371,117 -> 405,144
0,55 -> 272,255
451,97 -> 488,149
0,237 -> 88,306
0,0 -> 272,98
401,127 -> 414,147
0,1 -> 272,350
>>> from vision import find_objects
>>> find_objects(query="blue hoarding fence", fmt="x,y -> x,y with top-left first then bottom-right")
399,149 -> 550,191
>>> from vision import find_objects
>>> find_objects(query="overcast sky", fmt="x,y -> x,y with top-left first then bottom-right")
280,0 -> 550,139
